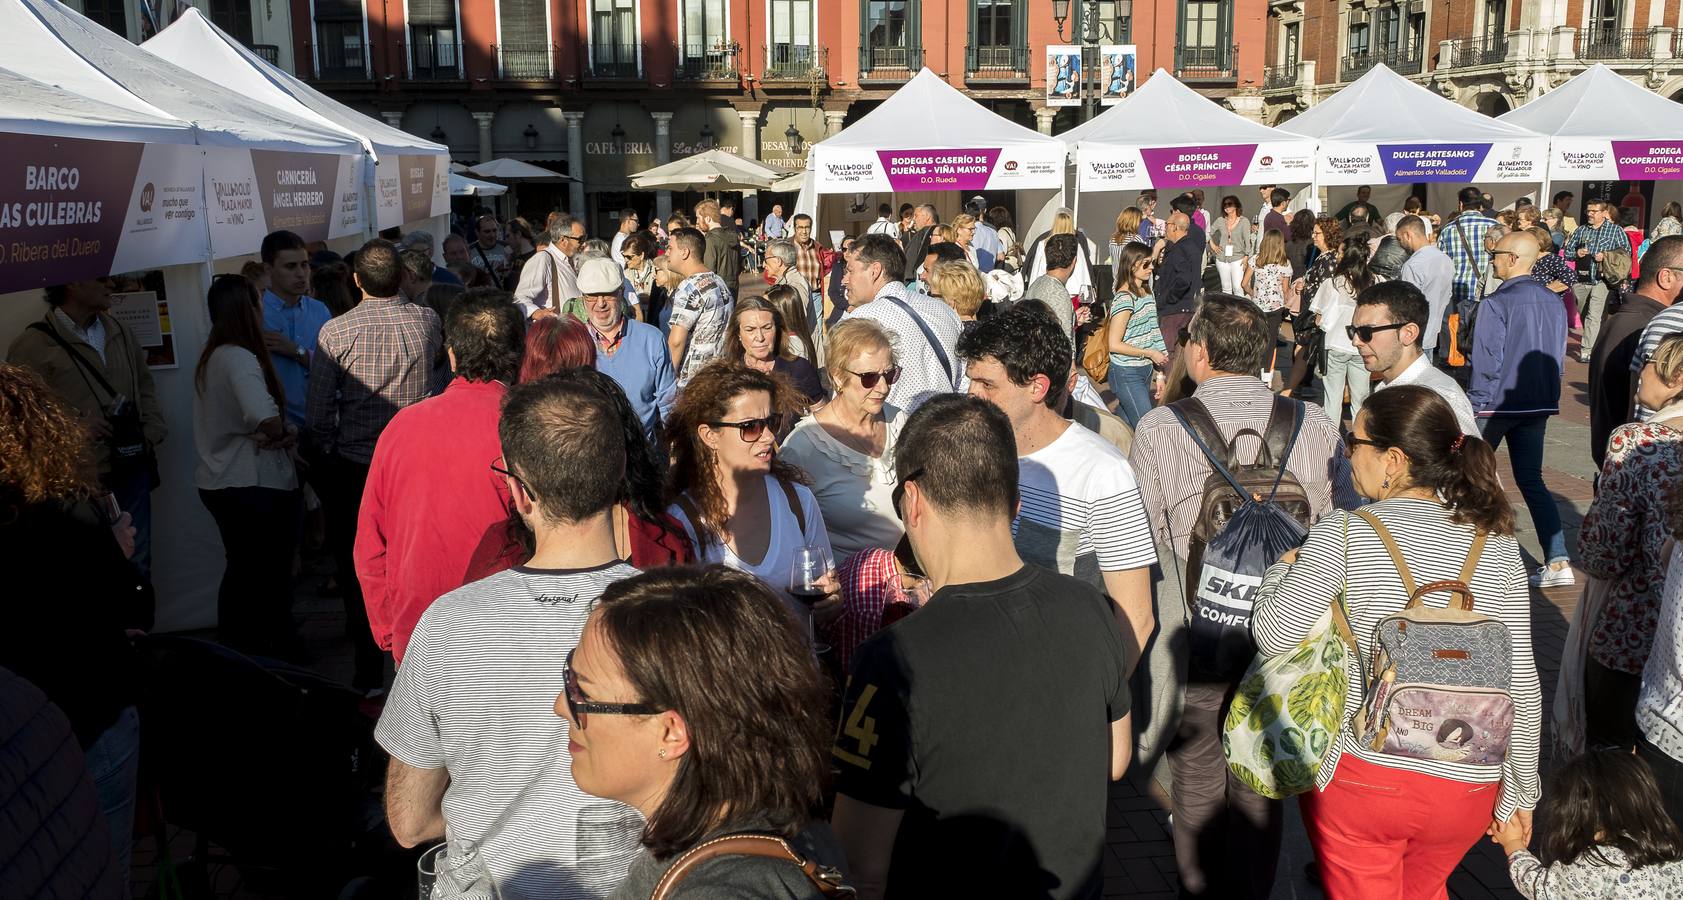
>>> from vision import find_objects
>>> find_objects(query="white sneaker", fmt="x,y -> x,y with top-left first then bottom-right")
1531,561 -> 1575,589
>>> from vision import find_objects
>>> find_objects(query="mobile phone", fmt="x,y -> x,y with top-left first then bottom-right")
98,492 -> 121,525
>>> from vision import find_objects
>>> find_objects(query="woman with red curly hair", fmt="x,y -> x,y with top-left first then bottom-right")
664,361 -> 842,634
0,362 -> 146,884
518,315 -> 596,383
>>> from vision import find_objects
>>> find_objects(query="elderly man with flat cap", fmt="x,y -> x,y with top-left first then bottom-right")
1468,230 -> 1571,588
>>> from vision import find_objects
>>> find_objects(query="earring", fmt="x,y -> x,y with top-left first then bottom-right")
1381,475 -> 1391,492
658,749 -> 668,759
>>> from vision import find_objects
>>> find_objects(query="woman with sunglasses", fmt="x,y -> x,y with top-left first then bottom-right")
557,565 -> 847,898
779,320 -> 906,564
664,362 -> 841,628
1105,242 -> 1168,427
1251,385 -> 1540,900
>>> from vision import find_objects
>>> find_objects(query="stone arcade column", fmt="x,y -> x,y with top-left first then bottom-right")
824,110 -> 848,137
738,109 -> 762,224
1034,107 -> 1059,136
563,110 -> 587,217
651,112 -> 675,223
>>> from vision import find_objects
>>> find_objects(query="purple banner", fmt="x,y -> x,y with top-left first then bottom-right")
1613,141 -> 1683,180
1138,144 -> 1257,189
1376,143 -> 1492,182
876,149 -> 1001,191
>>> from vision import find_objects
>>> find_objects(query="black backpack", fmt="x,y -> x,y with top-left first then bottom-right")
1170,396 -> 1316,681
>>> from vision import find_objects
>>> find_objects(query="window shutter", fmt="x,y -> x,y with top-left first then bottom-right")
316,0 -> 361,20
409,0 -> 453,26
499,0 -> 547,46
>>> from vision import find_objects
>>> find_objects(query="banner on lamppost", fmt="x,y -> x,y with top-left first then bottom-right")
1046,46 -> 1083,107
1099,45 -> 1137,105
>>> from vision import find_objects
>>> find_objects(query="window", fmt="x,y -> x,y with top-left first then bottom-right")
970,0 -> 1024,71
682,0 -> 727,54
1587,0 -> 1620,41
82,0 -> 127,37
1347,11 -> 1369,56
863,0 -> 917,69
1375,4 -> 1401,50
974,0 -> 1012,49
1483,0 -> 1505,38
314,0 -> 367,77
1179,0 -> 1228,71
210,0 -> 253,44
1284,21 -> 1299,64
408,0 -> 458,78
769,0 -> 815,75
498,0 -> 550,78
592,0 -> 637,76
1095,0 -> 1132,42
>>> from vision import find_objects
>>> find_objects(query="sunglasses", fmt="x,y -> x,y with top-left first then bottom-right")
891,467 -> 925,520
1346,322 -> 1407,343
1342,433 -> 1383,457
491,455 -> 533,497
849,365 -> 903,390
708,415 -> 779,442
563,648 -> 661,730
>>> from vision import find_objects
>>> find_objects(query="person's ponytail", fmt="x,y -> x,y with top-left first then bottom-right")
1362,385 -> 1515,536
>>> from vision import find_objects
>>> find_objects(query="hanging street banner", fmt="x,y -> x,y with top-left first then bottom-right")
810,144 -> 1066,192
1313,140 -> 1547,184
1046,46 -> 1083,108
1099,46 -> 1137,106
1077,141 -> 1316,191
205,147 -> 364,257
0,134 -> 206,294
1546,139 -> 1683,181
374,153 -> 450,230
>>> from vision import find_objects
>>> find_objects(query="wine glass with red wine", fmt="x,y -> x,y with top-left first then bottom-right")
789,545 -> 832,653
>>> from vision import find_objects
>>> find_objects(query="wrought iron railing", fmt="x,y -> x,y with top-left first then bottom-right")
859,44 -> 923,77
410,39 -> 462,79
314,23 -> 368,79
677,41 -> 739,79
966,44 -> 1028,76
1177,44 -> 1236,80
1341,44 -> 1423,79
248,43 -> 280,65
1443,33 -> 1508,68
1579,28 -> 1649,60
1263,60 -> 1299,90
495,42 -> 554,79
766,44 -> 825,78
589,42 -> 642,78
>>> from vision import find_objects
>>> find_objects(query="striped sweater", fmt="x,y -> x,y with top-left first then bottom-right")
1252,499 -> 1543,820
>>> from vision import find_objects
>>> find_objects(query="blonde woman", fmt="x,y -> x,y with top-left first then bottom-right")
927,259 -> 987,339
1026,207 -> 1097,310
952,213 -> 996,271
1106,242 -> 1167,427
1244,229 -> 1294,380
1109,206 -> 1146,282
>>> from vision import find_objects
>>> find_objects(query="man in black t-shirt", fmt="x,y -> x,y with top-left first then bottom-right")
831,395 -> 1132,900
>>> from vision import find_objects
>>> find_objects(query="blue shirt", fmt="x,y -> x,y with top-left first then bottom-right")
593,319 -> 676,445
1466,277 -> 1566,418
763,214 -> 787,239
261,289 -> 333,426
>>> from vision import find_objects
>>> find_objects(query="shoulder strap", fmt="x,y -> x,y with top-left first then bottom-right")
612,503 -> 633,562
1167,398 -> 1235,470
1259,396 -> 1305,501
28,321 -> 118,399
650,834 -> 855,900
1354,508 -> 1416,598
1457,531 -> 1488,585
880,293 -> 955,389
777,478 -> 807,537
546,251 -> 561,310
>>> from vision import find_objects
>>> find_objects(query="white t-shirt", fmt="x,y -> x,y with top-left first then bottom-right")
375,562 -> 644,900
668,475 -> 833,621
193,345 -> 298,492
1312,275 -> 1361,354
1378,354 -> 1480,436
777,407 -> 906,563
1014,422 -> 1156,592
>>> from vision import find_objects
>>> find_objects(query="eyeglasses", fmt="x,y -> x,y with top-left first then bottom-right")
490,455 -> 533,497
1342,434 -> 1383,457
563,648 -> 662,729
1346,322 -> 1407,343
1490,250 -> 1518,261
847,365 -> 903,390
707,415 -> 779,442
891,467 -> 925,520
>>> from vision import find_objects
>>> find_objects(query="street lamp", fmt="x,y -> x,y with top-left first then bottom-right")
699,123 -> 716,151
1052,0 -> 1072,38
523,124 -> 539,149
611,123 -> 626,156
1050,0 -> 1123,120
784,123 -> 803,155
430,125 -> 447,144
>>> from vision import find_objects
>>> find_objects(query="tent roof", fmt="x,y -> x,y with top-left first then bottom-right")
1498,63 -> 1683,138
1278,64 -> 1543,144
142,9 -> 445,162
630,149 -> 794,190
1059,69 -> 1304,149
0,0 -> 362,154
0,69 -> 197,144
816,68 -> 1062,151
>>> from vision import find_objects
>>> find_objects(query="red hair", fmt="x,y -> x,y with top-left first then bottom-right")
519,316 -> 597,383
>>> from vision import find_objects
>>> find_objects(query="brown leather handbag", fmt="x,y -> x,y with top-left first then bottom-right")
649,834 -> 855,899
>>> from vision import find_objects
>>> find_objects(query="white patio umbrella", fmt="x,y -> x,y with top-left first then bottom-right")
468,158 -> 575,181
630,149 -> 795,190
450,173 -> 508,196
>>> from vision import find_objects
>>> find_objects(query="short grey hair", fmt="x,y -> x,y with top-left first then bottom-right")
399,230 -> 435,253
582,238 -> 612,257
545,215 -> 579,244
764,240 -> 797,268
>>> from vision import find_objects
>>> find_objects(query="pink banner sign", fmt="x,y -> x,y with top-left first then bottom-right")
876,149 -> 1001,192
1138,144 -> 1258,189
1613,141 -> 1683,180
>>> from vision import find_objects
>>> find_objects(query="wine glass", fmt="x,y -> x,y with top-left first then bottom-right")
789,545 -> 833,654
418,840 -> 500,899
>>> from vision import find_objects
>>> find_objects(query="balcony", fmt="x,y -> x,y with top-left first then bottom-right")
410,42 -> 462,80
495,42 -> 554,80
1444,33 -> 1507,68
313,23 -> 368,80
589,43 -> 642,79
1340,45 -> 1423,80
248,43 -> 280,65
966,45 -> 1029,81
1262,60 -> 1298,92
677,41 -> 740,80
765,44 -> 825,80
1579,28 -> 1650,60
859,45 -> 923,81
1176,44 -> 1236,82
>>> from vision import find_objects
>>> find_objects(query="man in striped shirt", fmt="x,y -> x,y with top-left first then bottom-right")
1127,294 -> 1357,899
1566,198 -> 1630,362
957,309 -> 1156,668
1438,187 -> 1499,324
377,378 -> 642,899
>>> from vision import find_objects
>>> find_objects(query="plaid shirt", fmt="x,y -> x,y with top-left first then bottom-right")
793,236 -> 824,290
306,296 -> 442,464
1564,220 -> 1628,282
1438,212 -> 1497,303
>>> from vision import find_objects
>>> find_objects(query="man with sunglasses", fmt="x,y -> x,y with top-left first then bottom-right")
832,394 -> 1134,900
513,215 -> 585,319
1352,281 -> 1479,435
1468,231 -> 1571,588
376,378 -> 641,898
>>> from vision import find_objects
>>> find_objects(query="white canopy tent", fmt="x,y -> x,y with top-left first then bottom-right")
1499,63 -> 1683,226
630,149 -> 794,191
798,69 -> 1065,244
143,8 -> 450,233
468,158 -> 576,181
1279,64 -> 1549,214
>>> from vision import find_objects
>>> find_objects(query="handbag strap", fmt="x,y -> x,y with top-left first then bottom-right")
1354,508 -> 1486,611
650,834 -> 855,900
28,320 -> 119,401
1354,508 -> 1415,597
880,292 -> 955,389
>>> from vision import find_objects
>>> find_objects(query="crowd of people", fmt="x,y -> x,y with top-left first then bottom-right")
10,181 -> 1683,900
